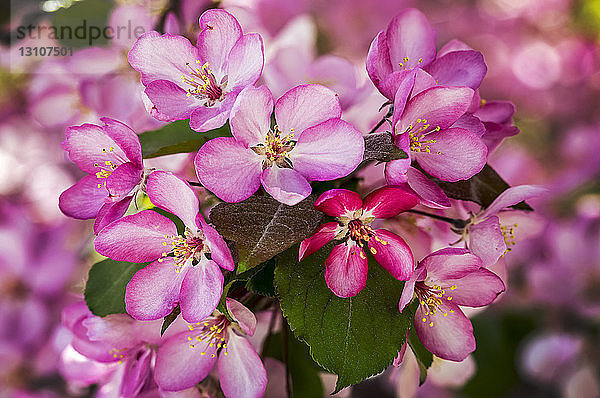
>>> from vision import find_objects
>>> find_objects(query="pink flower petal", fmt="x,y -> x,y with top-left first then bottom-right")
379,69 -> 416,102
424,50 -> 487,89
128,31 -> 199,86
189,91 -> 237,132
179,260 -> 224,323
120,346 -> 153,397
390,70 -> 417,127
100,118 -> 143,169
386,8 -> 436,70
218,330 -> 267,398
290,118 -> 364,181
443,268 -> 505,307
299,222 -> 339,261
314,189 -> 363,217
398,86 -> 474,134
154,330 -> 218,391
274,84 -> 341,137
147,171 -> 200,229
105,162 -> 142,199
198,217 -> 235,271
195,137 -> 263,203
226,298 -> 257,336
398,268 -> 426,313
94,210 -> 177,262
366,31 -> 393,93
385,158 -> 411,185
63,123 -> 131,174
421,248 -> 482,282
413,127 -> 487,182
406,167 -> 451,209
230,85 -> 272,147
468,216 -> 506,267
125,258 -> 186,321
474,101 -> 515,124
227,33 -> 264,91
325,243 -> 369,298
260,166 -> 312,205
197,9 -> 242,76
452,114 -> 486,137
145,79 -> 202,120
415,302 -> 475,361
479,185 -> 548,219
369,229 -> 414,281
362,187 -> 419,218
412,68 -> 437,96
93,195 -> 133,234
59,175 -> 107,219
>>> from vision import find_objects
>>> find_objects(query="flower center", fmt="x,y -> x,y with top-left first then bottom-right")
398,56 -> 424,70
94,146 -> 128,189
415,281 -> 457,327
180,61 -> 227,106
404,118 -> 442,155
345,218 -> 388,256
500,222 -> 518,254
251,125 -> 296,169
159,229 -> 207,272
187,315 -> 231,357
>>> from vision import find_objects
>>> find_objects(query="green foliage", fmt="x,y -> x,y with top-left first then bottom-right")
245,260 -> 276,296
161,305 -> 181,335
51,0 -> 112,48
210,195 -> 323,273
84,258 -> 147,317
139,120 -> 230,159
274,243 -> 413,392
263,328 -> 325,398
408,326 -> 433,385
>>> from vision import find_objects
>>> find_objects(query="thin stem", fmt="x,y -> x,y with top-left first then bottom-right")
367,116 -> 389,135
407,209 -> 468,229
187,181 -> 203,187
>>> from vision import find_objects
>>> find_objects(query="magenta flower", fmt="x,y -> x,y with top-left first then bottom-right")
464,185 -> 547,266
300,187 -> 419,297
94,171 -> 234,323
61,301 -> 187,396
128,9 -> 264,132
154,298 -> 267,397
58,118 -> 146,233
398,248 -> 505,361
366,8 -> 487,100
195,84 -> 364,205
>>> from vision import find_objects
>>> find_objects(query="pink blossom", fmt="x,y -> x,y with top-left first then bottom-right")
94,171 -> 234,323
195,84 -> 364,205
366,8 -> 487,101
128,9 -> 264,132
300,187 -> 419,297
399,248 -> 505,361
464,185 -> 547,266
154,298 -> 267,397
58,118 -> 146,233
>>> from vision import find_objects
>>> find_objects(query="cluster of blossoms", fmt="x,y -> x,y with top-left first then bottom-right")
46,4 -> 557,398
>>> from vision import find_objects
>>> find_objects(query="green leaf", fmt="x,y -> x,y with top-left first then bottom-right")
139,120 -> 230,159
246,260 -> 276,296
84,259 -> 148,317
407,326 -> 433,385
50,0 -> 112,48
263,329 -> 325,398
274,243 -> 412,392
210,195 -> 323,272
161,305 -> 181,336
363,131 -> 408,162
430,164 -> 533,211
